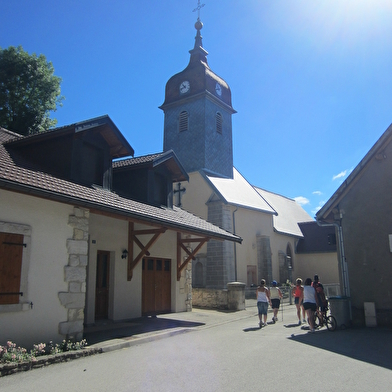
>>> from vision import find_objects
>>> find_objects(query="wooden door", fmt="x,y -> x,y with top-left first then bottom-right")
95,250 -> 110,319
142,258 -> 171,315
247,265 -> 257,287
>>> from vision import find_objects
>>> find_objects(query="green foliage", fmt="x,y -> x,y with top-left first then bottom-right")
0,46 -> 64,136
0,339 -> 88,364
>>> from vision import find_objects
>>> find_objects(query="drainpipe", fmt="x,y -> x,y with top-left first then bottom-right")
316,213 -> 350,298
232,207 -> 238,282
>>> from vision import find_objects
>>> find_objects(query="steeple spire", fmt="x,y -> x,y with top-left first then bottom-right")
190,1 -> 208,65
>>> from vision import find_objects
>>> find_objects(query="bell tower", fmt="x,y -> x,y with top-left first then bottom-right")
159,7 -> 236,179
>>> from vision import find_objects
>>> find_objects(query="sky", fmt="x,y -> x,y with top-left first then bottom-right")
2,0 -> 392,218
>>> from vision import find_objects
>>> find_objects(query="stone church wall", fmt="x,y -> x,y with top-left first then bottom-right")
206,200 -> 235,288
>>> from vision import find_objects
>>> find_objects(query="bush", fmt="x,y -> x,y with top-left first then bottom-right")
0,339 -> 88,364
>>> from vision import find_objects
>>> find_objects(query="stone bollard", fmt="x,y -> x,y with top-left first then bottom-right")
227,282 -> 246,311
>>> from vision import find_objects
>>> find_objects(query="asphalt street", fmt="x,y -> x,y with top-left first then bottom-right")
1,302 -> 391,391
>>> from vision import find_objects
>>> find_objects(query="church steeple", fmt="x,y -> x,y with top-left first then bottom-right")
189,6 -> 208,66
160,4 -> 236,179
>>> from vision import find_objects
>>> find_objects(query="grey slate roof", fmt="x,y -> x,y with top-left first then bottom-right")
203,167 -> 312,237
254,186 -> 314,237
205,168 -> 276,214
0,128 -> 241,243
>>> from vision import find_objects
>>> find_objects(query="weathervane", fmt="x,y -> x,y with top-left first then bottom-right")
193,0 -> 205,21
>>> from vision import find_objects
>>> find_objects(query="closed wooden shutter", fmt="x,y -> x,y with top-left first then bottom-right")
0,232 -> 24,305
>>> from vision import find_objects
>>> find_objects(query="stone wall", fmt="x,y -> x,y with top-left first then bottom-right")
192,282 -> 245,310
192,288 -> 228,310
58,207 -> 89,341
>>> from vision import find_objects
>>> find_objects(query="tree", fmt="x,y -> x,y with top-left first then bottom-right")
0,46 -> 64,136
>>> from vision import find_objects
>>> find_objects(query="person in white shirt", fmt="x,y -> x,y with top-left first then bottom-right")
303,277 -> 320,332
269,280 -> 283,323
256,279 -> 271,328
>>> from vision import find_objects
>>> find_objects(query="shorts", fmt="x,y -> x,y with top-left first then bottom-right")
257,301 -> 268,315
271,299 -> 280,309
303,302 -> 317,311
294,297 -> 301,305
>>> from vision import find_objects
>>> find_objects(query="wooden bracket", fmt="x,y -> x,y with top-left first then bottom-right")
177,233 -> 209,281
127,222 -> 166,280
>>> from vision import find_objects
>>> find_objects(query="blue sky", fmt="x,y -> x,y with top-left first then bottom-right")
2,0 -> 392,218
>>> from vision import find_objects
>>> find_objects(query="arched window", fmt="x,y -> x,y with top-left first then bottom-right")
179,111 -> 188,132
216,112 -> 222,134
286,244 -> 293,270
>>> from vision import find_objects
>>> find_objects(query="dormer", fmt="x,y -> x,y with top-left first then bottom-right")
112,150 -> 188,208
4,115 -> 134,190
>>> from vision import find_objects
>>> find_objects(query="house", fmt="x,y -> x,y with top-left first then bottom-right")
316,123 -> 392,327
0,115 -> 241,348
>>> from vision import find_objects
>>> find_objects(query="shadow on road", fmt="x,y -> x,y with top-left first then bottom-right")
288,327 -> 392,370
84,317 -> 205,345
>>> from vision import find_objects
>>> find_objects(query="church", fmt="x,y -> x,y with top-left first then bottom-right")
156,11 -> 333,300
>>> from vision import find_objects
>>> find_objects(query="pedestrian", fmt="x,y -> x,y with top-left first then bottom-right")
269,280 -> 283,323
256,279 -> 271,328
312,274 -> 327,312
292,278 -> 306,325
303,277 -> 319,332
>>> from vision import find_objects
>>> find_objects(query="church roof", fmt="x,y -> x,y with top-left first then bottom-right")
204,168 -> 276,214
254,186 -> 314,237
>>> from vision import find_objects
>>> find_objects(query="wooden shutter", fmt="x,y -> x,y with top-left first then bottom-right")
0,232 -> 24,305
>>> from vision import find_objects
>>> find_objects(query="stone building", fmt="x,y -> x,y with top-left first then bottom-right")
159,15 -> 314,293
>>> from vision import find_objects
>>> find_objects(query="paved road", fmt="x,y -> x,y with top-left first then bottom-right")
1,304 -> 391,391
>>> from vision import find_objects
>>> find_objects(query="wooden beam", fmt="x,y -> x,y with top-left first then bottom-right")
177,233 -> 210,281
127,224 -> 166,280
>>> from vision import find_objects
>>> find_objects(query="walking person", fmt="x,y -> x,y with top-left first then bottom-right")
312,275 -> 327,312
303,277 -> 319,332
292,278 -> 306,325
270,280 -> 283,323
256,279 -> 271,328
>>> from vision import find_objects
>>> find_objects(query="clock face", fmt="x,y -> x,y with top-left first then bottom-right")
179,80 -> 190,94
215,82 -> 222,96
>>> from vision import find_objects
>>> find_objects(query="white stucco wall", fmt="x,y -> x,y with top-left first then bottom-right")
231,205 -> 274,283
295,252 -> 340,286
180,171 -> 210,220
0,189 -> 72,348
87,215 -> 189,325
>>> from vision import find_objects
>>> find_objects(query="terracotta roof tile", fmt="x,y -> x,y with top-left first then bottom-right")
0,129 -> 240,243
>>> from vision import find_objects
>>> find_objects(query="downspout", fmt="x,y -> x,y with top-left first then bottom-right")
316,212 -> 350,298
233,207 -> 238,282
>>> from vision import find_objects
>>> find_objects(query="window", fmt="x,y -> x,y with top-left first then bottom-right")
0,222 -> 31,311
179,111 -> 189,132
286,244 -> 293,270
216,112 -> 223,134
